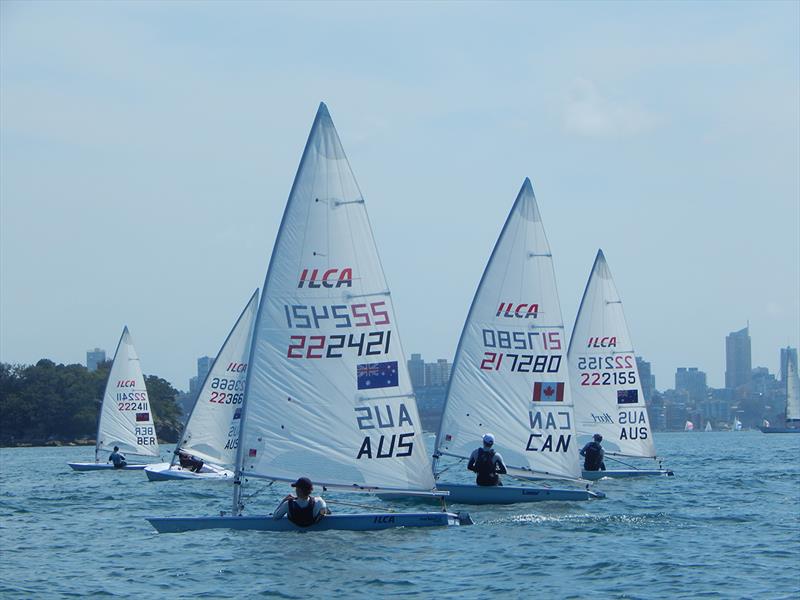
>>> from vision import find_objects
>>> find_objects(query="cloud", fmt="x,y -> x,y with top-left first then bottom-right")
563,78 -> 658,138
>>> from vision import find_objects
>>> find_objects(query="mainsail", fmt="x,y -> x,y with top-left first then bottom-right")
173,290 -> 259,467
786,357 -> 799,422
435,178 -> 582,480
96,327 -> 159,459
237,103 -> 435,493
568,250 -> 656,458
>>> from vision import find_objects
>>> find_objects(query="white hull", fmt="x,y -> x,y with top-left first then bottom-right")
581,468 -> 674,481
148,511 -> 472,533
144,462 -> 234,481
68,462 -> 147,471
379,482 -> 604,505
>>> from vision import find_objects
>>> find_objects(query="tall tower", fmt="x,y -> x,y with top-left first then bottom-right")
725,326 -> 752,391
780,347 -> 798,383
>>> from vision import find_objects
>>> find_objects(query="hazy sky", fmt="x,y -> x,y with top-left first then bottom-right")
1,1 -> 798,391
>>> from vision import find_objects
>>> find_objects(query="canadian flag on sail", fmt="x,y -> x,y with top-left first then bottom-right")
532,382 -> 564,402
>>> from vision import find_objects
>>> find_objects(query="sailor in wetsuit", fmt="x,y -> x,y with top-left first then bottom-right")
467,433 -> 508,486
580,434 -> 606,471
108,446 -> 127,469
273,477 -> 329,527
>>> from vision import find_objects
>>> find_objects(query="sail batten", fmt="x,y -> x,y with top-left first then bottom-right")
236,103 -> 435,494
435,179 -> 582,480
568,250 -> 656,458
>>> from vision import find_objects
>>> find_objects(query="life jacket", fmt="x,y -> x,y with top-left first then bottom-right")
287,498 -> 320,527
475,448 -> 499,486
583,442 -> 603,470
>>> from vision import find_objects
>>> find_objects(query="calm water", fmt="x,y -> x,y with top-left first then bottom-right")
1,432 -> 798,599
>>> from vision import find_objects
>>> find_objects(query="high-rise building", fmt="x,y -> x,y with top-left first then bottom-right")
425,359 -> 451,387
725,326 -> 752,392
636,357 -> 655,402
780,347 -> 798,383
407,353 -> 426,389
86,348 -> 106,372
189,355 -> 214,397
675,367 -> 707,404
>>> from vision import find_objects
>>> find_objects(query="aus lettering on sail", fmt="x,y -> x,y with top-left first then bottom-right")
617,390 -> 649,440
527,381 -> 571,453
353,361 -> 417,460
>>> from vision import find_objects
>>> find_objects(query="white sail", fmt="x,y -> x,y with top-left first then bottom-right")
786,356 -> 800,422
567,250 -> 656,458
96,327 -> 159,458
435,178 -> 582,480
173,290 -> 259,467
704,421 -> 712,432
238,103 -> 435,493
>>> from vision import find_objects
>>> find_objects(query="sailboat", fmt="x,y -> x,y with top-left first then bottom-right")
732,417 -> 743,431
382,179 -> 603,505
760,358 -> 800,432
68,327 -> 160,471
148,103 -> 471,532
568,250 -> 673,480
684,421 -> 695,431
145,290 -> 259,481
704,421 -> 712,432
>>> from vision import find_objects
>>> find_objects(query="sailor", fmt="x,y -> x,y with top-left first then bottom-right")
580,434 -> 606,471
176,449 -> 204,473
273,477 -> 329,527
108,446 -> 127,469
467,433 -> 507,486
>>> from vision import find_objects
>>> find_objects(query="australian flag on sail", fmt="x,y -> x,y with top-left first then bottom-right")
135,412 -> 150,422
357,361 -> 399,390
617,389 -> 639,404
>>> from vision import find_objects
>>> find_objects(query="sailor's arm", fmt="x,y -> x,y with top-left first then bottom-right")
272,497 -> 292,519
494,453 -> 508,474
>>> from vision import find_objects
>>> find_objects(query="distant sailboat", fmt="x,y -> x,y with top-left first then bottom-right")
68,327 -> 159,471
145,290 -> 259,481
684,421 -> 694,431
568,250 -> 672,480
760,357 -> 800,433
386,179 -> 603,505
733,418 -> 743,431
704,421 -> 712,432
148,103 -> 471,532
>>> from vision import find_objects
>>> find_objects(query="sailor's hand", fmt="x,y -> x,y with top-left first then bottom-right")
283,494 -> 294,501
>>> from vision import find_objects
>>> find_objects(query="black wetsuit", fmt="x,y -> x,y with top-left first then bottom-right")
468,448 -> 506,486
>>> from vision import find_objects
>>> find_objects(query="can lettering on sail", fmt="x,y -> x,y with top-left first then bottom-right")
298,268 -> 353,288
526,410 -> 572,452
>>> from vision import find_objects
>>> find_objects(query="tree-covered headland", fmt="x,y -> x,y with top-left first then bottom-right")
0,359 -> 183,446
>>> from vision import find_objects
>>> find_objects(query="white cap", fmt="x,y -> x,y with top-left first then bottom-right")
482,433 -> 495,445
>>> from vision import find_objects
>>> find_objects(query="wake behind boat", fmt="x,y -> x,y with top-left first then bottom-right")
148,103 -> 470,533
144,290 -> 259,482
68,327 -> 161,472
568,251 -> 673,480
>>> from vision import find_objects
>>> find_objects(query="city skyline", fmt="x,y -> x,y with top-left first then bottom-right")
2,2 -> 798,391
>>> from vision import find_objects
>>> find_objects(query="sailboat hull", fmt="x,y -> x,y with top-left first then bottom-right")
148,511 -> 471,533
379,482 -> 604,504
759,427 -> 800,434
144,462 -> 235,481
67,462 -> 148,471
581,468 -> 674,480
